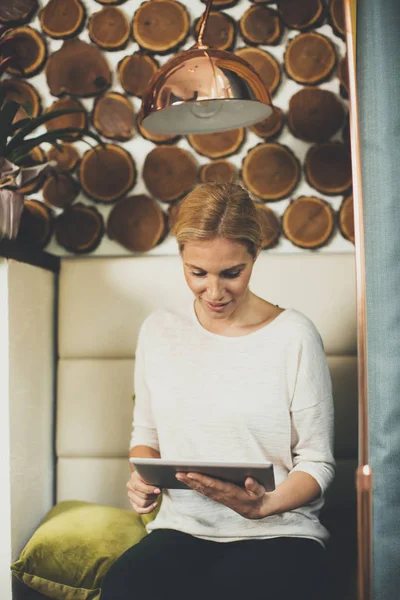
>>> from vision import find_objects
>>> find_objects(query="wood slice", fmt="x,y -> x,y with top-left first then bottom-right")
329,0 -> 345,39
284,32 -> 336,85
143,146 -> 197,203
305,142 -> 352,195
137,118 -> 180,145
0,78 -> 41,121
249,105 -> 285,140
283,196 -> 335,249
16,199 -> 54,249
107,194 -> 165,252
239,6 -> 283,46
18,146 -> 47,194
0,0 -> 38,25
45,96 -> 87,140
19,174 -> 45,195
95,0 -> 128,4
118,52 -> 158,98
132,0 -> 190,55
255,203 -> 280,249
39,0 -> 85,39
187,128 -> 245,159
46,38 -> 111,97
89,6 -> 130,51
193,11 -> 236,51
339,194 -> 354,244
42,172 -> 80,208
278,0 -> 325,31
235,47 -> 280,96
92,92 -> 135,140
47,143 -> 80,172
199,159 -> 237,184
80,144 -> 136,203
288,88 -> 345,142
55,202 -> 104,254
338,56 -> 349,98
5,26 -> 47,78
200,0 -> 239,8
242,142 -> 300,201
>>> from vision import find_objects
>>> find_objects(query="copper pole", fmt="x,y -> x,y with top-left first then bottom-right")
343,1 -> 373,599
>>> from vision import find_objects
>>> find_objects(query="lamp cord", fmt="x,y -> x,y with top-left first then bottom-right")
197,0 -> 213,47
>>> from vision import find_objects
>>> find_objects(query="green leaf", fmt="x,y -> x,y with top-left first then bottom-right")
0,100 -> 20,126
10,117 -> 32,134
12,153 -> 35,165
0,100 -> 19,155
0,56 -> 14,78
6,128 -> 105,162
48,139 -> 64,153
21,100 -> 33,117
7,129 -> 78,161
84,130 -> 106,147
0,86 -> 6,109
6,107 -> 86,153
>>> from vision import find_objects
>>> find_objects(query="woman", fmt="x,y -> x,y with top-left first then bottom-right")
101,183 -> 335,600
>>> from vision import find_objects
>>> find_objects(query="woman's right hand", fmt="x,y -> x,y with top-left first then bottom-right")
126,470 -> 161,514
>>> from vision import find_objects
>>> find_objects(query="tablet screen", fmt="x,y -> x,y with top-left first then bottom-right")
129,458 -> 275,491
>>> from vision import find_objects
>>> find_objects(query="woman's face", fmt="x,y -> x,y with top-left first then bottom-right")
182,237 -> 257,320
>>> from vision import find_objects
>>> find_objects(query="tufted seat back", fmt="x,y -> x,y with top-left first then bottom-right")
56,253 -> 358,598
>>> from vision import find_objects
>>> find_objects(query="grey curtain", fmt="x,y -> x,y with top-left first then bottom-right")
357,1 -> 400,598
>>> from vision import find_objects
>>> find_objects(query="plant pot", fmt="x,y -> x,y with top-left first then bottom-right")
0,157 -> 52,241
0,187 -> 24,240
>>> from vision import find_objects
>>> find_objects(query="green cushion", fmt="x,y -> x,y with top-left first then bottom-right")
140,497 -> 161,527
10,500 -> 149,600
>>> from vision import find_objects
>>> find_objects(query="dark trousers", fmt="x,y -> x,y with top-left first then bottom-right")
100,529 -> 327,600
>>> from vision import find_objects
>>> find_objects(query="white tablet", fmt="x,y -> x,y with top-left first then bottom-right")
129,458 -> 275,491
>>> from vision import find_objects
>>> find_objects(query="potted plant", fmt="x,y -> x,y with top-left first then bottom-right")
0,27 -> 103,240
0,95 -> 104,240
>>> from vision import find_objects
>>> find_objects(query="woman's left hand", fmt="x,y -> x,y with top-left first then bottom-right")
175,472 -> 269,520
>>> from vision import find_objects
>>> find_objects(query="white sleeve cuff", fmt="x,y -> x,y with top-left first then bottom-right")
130,426 -> 160,452
291,460 -> 335,495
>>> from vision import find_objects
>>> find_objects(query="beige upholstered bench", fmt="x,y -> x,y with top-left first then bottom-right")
14,253 -> 358,599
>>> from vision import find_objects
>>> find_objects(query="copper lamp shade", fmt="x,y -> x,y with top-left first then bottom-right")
138,47 -> 272,135
138,1 -> 272,135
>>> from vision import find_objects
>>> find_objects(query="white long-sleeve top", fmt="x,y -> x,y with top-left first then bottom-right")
130,302 -> 335,546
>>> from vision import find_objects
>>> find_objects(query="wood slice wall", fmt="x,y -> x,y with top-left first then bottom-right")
2,0 -> 353,256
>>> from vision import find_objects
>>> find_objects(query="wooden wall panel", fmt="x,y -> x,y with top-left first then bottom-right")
2,0 -> 354,256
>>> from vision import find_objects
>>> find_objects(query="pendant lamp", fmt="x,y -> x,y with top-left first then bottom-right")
138,0 -> 272,135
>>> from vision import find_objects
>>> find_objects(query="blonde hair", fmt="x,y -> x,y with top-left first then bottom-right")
172,183 -> 263,258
